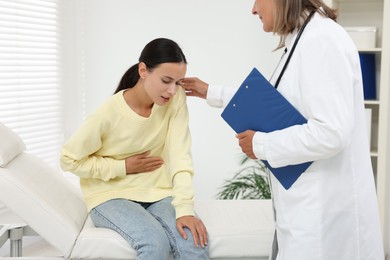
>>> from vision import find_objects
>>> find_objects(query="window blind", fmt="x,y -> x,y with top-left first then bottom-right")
0,0 -> 62,167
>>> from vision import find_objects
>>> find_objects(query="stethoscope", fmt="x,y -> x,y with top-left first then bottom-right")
265,10 -> 316,259
271,10 -> 316,89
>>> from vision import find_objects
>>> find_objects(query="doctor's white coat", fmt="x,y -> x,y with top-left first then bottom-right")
207,12 -> 384,260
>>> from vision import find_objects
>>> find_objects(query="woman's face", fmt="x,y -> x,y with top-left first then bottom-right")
252,0 -> 275,32
140,62 -> 187,106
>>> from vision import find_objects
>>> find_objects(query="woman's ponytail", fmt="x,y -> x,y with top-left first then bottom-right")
113,63 -> 140,94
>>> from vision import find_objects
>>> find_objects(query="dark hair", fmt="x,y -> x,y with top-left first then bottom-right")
114,38 -> 187,94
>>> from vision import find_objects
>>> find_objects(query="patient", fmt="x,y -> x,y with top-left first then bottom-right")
60,38 -> 209,260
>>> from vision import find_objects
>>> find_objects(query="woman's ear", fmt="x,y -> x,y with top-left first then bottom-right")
138,62 -> 148,79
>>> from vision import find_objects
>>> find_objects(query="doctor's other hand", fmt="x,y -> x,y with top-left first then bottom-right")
180,77 -> 209,99
236,130 -> 257,159
125,151 -> 164,174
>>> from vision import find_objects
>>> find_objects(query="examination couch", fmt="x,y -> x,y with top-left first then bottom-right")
0,122 -> 274,259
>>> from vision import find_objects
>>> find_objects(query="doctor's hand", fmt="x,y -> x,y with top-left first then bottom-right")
125,151 -> 164,174
176,216 -> 208,248
180,77 -> 209,99
236,130 -> 257,159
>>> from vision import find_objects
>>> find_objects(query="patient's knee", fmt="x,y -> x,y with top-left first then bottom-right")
134,234 -> 170,259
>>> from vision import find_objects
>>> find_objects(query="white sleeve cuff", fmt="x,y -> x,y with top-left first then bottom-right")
206,85 -> 225,107
253,131 -> 267,160
206,84 -> 237,108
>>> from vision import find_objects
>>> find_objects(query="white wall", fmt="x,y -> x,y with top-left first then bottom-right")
62,0 -> 282,199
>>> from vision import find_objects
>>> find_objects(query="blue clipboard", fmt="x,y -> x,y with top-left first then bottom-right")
221,68 -> 312,190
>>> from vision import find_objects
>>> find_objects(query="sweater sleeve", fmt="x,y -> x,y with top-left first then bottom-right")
166,89 -> 195,218
60,111 -> 126,181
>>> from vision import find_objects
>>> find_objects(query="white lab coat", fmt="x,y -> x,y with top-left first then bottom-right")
207,12 -> 384,260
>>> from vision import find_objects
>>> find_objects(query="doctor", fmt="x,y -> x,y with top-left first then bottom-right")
181,0 -> 384,259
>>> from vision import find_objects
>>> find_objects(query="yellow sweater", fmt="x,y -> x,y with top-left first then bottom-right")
60,88 -> 194,218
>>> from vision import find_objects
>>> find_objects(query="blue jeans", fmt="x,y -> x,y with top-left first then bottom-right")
90,197 -> 209,260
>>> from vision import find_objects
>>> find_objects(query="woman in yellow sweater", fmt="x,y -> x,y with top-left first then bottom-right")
61,38 -> 209,260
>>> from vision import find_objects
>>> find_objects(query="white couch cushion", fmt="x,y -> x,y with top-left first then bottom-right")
0,122 -> 26,167
0,153 -> 88,257
195,199 -> 274,258
71,200 -> 274,259
71,216 -> 137,259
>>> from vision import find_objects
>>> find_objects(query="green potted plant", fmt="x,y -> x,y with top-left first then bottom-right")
217,155 -> 271,199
